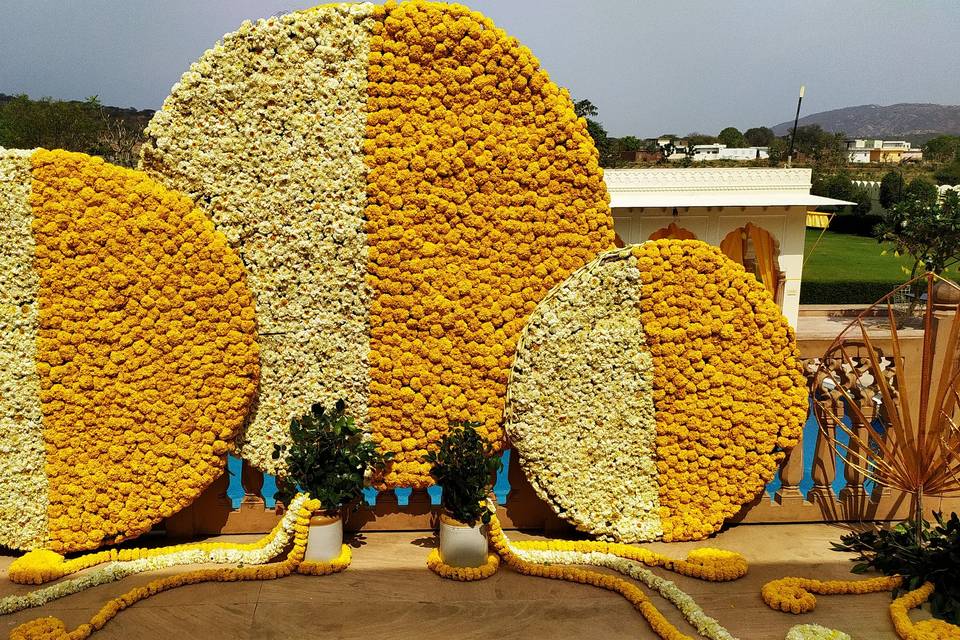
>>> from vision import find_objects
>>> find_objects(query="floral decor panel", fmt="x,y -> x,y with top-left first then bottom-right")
505,240 -> 807,542
0,148 -> 260,552
140,0 -> 614,486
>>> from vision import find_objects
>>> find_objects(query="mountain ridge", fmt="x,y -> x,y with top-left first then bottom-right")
771,102 -> 960,143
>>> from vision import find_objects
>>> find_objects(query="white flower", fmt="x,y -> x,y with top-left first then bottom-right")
505,249 -> 662,542
0,494 -> 308,615
0,149 -> 49,551
785,624 -> 852,640
139,5 -> 377,476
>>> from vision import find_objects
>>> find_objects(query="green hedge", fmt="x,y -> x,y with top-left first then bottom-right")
799,281 -> 904,305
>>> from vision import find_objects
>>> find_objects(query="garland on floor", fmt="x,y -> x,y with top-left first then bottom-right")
4,495 -> 350,639
785,624 -> 852,640
761,575 -> 903,614
889,583 -> 960,640
763,575 -> 960,640
427,501 -> 745,640
426,549 -> 500,582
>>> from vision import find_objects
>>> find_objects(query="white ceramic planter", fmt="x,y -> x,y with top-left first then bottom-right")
439,515 -> 488,568
305,514 -> 343,562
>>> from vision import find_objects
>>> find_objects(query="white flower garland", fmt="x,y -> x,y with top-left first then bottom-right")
0,149 -> 48,551
0,494 -> 308,615
140,4 -> 377,475
505,249 -> 662,542
785,624 -> 852,640
513,545 -> 737,640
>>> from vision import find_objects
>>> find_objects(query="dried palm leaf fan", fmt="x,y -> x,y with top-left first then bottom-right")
811,273 -> 960,535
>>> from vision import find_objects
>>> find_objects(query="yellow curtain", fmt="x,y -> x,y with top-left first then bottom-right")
748,224 -> 778,297
719,228 -> 744,265
649,222 -> 697,241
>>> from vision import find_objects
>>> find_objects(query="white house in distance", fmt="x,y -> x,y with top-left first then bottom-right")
692,144 -> 770,162
603,168 -> 853,326
845,139 -> 922,163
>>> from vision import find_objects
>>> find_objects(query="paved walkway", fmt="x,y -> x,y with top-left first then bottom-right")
1,523 -> 924,639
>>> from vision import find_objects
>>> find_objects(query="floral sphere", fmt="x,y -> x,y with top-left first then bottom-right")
139,0 -> 614,487
505,240 -> 807,542
0,148 -> 259,552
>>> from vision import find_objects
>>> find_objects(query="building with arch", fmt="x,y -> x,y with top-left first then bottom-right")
603,168 -> 853,326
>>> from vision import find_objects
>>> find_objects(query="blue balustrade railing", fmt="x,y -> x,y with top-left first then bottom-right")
227,449 -> 512,510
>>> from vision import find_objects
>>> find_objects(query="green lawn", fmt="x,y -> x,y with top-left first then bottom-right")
800,229 -> 914,304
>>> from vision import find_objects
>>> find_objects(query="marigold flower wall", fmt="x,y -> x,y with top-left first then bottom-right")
0,148 -> 260,552
140,0 -> 614,487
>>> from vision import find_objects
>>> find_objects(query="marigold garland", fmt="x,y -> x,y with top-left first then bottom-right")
7,497 -> 298,586
890,583 -> 960,640
761,575 -> 903,614
421,501 -> 743,640
6,495 -> 351,639
425,548 -> 500,581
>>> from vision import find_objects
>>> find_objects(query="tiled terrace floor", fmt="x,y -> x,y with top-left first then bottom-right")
1,523 -> 928,640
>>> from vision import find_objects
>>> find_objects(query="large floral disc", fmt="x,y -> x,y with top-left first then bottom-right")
0,148 -> 259,552
505,240 -> 807,542
139,0 -> 614,486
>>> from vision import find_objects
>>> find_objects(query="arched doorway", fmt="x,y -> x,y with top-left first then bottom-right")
720,223 -> 783,303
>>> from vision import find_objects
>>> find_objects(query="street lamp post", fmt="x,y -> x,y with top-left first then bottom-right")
786,85 -> 805,168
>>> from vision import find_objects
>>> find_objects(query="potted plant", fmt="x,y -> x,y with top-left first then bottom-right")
425,421 -> 503,568
272,400 -> 391,562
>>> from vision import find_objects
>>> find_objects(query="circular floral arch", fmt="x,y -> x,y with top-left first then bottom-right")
504,240 -> 807,542
0,149 -> 259,552
140,1 -> 614,486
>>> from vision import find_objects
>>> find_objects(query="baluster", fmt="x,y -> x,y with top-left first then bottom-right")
426,485 -> 443,506
226,454 -> 245,510
493,449 -> 512,504
807,397 -> 840,506
362,487 -> 379,507
839,397 -> 873,501
240,459 -> 266,509
775,435 -> 804,505
394,487 -> 412,506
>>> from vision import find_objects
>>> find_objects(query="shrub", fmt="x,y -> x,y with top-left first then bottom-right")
272,400 -> 391,511
832,513 -> 960,624
425,422 -> 502,526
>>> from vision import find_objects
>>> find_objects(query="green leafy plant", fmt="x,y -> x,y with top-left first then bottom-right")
272,400 -> 391,512
832,512 -> 960,624
425,421 -> 503,526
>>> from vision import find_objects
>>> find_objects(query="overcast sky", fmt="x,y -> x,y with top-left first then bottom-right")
1,1 -> 958,137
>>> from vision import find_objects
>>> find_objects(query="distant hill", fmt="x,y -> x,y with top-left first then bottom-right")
772,103 -> 960,144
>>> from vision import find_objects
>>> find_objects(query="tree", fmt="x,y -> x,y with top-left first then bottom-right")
717,126 -> 745,148
572,98 -> 599,119
573,97 -> 615,167
876,189 -> 960,275
934,161 -> 960,186
744,126 -> 775,147
879,170 -> 905,210
812,170 -> 872,215
904,177 -> 939,205
767,137 -> 787,165
923,135 -> 960,163
0,94 -> 104,153
617,135 -> 643,152
686,132 -> 717,147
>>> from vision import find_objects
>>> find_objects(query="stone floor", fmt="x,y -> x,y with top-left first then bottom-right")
0,523 -> 929,640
